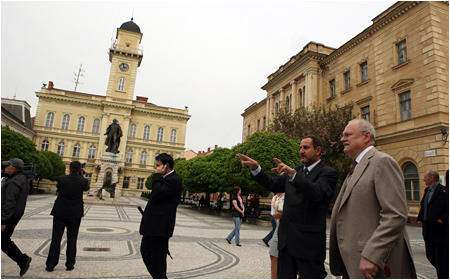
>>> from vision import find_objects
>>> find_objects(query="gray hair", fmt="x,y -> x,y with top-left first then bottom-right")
349,119 -> 376,142
428,170 -> 440,181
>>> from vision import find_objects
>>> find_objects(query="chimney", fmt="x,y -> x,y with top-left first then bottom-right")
48,81 -> 54,89
136,96 -> 148,102
198,151 -> 201,155
208,147 -> 211,152
214,145 -> 218,149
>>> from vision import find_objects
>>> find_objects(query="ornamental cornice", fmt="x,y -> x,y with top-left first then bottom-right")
133,107 -> 191,120
101,100 -> 135,110
36,92 -> 102,107
320,1 -> 420,67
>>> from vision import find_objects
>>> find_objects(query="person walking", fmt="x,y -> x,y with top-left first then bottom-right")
237,135 -> 338,278
262,193 -> 281,247
226,186 -> 245,246
1,158 -> 32,277
329,119 -> 416,278
139,153 -> 183,279
417,170 -> 449,279
45,161 -> 89,272
269,193 -> 284,279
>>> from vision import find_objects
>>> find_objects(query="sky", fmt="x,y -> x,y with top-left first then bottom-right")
1,1 -> 396,153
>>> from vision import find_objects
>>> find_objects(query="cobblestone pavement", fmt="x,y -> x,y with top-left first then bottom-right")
2,194 -> 437,279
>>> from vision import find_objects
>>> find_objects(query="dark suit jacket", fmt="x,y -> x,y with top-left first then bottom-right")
417,183 -> 449,243
139,171 -> 183,238
51,173 -> 90,219
253,161 -> 338,261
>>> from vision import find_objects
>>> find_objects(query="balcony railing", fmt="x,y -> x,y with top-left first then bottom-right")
110,40 -> 143,55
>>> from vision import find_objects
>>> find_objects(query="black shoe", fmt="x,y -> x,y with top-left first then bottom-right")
262,238 -> 270,247
66,266 -> 74,271
236,244 -> 241,247
19,256 -> 32,277
226,238 -> 231,244
45,267 -> 53,272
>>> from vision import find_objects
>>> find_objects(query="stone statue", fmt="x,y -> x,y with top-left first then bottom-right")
104,119 -> 123,153
97,171 -> 119,199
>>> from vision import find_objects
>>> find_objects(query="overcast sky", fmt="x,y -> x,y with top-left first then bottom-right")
1,1 -> 395,153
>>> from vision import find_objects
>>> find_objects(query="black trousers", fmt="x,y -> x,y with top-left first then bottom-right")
1,217 -> 28,266
425,238 -> 449,279
46,216 -> 82,269
141,236 -> 169,279
277,246 -> 327,279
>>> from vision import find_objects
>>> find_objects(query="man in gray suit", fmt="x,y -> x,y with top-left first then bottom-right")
329,119 -> 416,278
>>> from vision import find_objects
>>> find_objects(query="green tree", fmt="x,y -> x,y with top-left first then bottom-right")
227,132 -> 300,197
40,151 -> 66,181
269,103 -> 355,195
1,126 -> 38,163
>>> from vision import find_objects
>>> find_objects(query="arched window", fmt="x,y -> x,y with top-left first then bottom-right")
61,114 -> 70,130
129,123 -> 137,138
140,151 -> 147,165
72,144 -> 81,157
92,119 -> 100,133
46,112 -> 54,127
88,145 -> 96,159
286,96 -> 290,112
157,127 -> 164,142
143,125 -> 150,140
57,142 -> 65,156
126,149 -> 133,163
41,140 -> 49,151
77,116 -> 85,132
170,129 -> 177,143
403,162 -> 420,202
118,78 -> 126,91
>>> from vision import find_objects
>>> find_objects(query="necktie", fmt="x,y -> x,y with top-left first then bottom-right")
302,167 -> 309,175
348,160 -> 357,175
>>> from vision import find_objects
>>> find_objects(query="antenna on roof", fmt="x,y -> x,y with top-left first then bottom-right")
132,8 -> 134,21
72,63 -> 85,92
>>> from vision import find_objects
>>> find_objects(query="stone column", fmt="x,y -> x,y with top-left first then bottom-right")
279,88 -> 285,108
290,80 -> 298,112
304,68 -> 319,107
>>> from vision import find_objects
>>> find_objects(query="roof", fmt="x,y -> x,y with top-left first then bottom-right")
119,18 -> 141,33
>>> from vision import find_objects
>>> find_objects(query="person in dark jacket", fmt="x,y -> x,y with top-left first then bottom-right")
1,158 -> 32,277
417,170 -> 449,279
139,153 -> 183,279
45,161 -> 89,272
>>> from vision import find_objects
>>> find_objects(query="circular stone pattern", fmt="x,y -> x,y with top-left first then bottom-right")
79,226 -> 132,235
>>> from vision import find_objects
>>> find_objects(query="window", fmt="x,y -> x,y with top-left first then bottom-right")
118,78 -> 125,91
72,144 -> 81,157
400,91 -> 412,121
45,112 -> 54,127
247,124 -> 250,136
57,142 -> 65,156
275,102 -> 279,113
88,145 -> 96,159
126,149 -> 133,163
41,140 -> 49,151
263,117 -> 266,130
397,40 -> 407,64
344,71 -> 351,90
286,96 -> 290,112
140,151 -> 147,165
129,123 -> 137,138
143,125 -> 150,140
257,120 -> 260,132
122,176 -> 130,189
299,89 -> 303,107
137,178 -> 145,190
403,162 -> 420,201
157,127 -> 164,142
360,62 -> 368,82
329,79 -> 335,97
84,173 -> 92,187
77,116 -> 85,132
361,106 -> 370,122
170,129 -> 177,143
61,114 -> 70,130
92,119 -> 100,133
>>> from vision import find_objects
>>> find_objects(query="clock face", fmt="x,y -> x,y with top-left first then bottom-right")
119,63 -> 129,72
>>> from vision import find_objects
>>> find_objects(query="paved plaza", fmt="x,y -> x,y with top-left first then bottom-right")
2,194 -> 437,279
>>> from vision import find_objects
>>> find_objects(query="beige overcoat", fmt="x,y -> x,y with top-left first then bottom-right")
329,147 -> 417,278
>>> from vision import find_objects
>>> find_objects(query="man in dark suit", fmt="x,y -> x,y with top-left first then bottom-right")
417,170 -> 449,279
139,153 -> 183,279
45,161 -> 89,272
237,136 -> 338,278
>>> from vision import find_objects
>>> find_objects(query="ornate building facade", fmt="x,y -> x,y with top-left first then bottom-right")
33,19 -> 191,196
242,1 -> 449,219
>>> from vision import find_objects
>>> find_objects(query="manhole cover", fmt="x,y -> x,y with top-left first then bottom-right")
83,247 -> 111,252
86,228 -> 114,232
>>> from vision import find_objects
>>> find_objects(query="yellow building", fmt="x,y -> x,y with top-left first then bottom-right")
242,1 -> 449,219
33,19 -> 191,196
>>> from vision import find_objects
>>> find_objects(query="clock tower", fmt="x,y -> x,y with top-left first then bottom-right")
106,18 -> 143,103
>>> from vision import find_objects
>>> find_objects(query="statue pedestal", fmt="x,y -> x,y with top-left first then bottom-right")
92,152 -> 122,198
